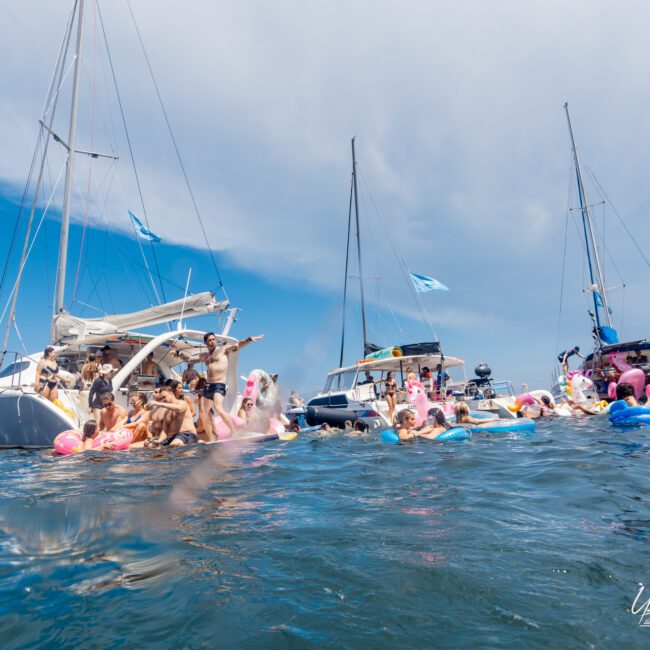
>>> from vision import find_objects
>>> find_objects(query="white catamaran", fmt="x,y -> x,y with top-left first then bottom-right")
306,138 -> 525,428
0,1 -> 269,448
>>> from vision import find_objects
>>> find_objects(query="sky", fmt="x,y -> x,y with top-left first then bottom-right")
0,0 -> 649,396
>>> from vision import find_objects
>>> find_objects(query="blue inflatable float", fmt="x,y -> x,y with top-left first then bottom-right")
609,400 -> 650,427
380,426 -> 470,444
464,418 -> 535,434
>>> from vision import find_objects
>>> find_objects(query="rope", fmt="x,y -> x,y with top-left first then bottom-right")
125,0 -> 226,298
586,166 -> 650,268
0,160 -> 67,324
96,3 -> 165,306
555,166 -> 572,354
338,176 -> 353,367
356,163 -> 439,342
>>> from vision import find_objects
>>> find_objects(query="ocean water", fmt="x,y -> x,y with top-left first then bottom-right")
1,418 -> 650,649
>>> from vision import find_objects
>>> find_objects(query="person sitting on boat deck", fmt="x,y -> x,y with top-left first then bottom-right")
123,392 -> 150,443
627,349 -> 649,366
395,409 -> 439,441
374,371 -> 398,423
99,392 -> 128,432
80,353 -> 99,386
289,391 -> 304,407
558,345 -> 584,375
170,379 -> 196,419
237,397 -> 255,427
35,346 -> 61,402
454,402 -> 497,426
181,360 -> 199,385
420,366 -> 433,389
88,364 -> 115,422
140,352 -> 157,377
100,345 -> 123,371
616,382 -> 638,407
199,331 -> 264,439
359,371 -> 374,385
148,386 -> 198,447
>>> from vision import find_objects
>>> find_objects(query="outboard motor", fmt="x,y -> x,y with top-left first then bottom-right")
474,363 -> 492,379
473,362 -> 495,398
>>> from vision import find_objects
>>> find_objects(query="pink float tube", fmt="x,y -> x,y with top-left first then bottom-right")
53,429 -> 83,455
92,428 -> 134,451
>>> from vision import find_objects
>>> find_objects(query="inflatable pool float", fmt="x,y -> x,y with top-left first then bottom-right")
380,426 -> 470,444
435,426 -> 471,441
93,428 -> 134,451
53,429 -> 83,455
608,400 -> 650,427
465,418 -> 535,434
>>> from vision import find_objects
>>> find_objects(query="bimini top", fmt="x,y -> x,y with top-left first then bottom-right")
328,354 -> 464,376
52,292 -> 229,343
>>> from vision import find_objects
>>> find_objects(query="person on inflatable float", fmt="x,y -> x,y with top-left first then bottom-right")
616,382 -> 638,407
396,409 -> 442,441
454,402 -> 497,426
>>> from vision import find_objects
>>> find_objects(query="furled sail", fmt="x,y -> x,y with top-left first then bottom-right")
52,292 -> 228,342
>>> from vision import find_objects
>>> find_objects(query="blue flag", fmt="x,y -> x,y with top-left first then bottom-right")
410,272 -> 449,293
129,211 -> 161,243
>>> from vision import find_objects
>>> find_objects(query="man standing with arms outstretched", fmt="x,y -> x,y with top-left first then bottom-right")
200,331 -> 264,440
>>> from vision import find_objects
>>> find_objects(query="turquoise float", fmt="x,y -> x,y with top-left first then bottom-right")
465,418 -> 536,434
380,426 -> 470,444
609,400 -> 650,427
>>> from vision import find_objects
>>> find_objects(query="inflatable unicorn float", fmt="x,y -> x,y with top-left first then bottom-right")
212,368 -> 288,439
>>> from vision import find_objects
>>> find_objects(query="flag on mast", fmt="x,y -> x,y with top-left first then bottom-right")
410,272 -> 449,293
129,211 -> 161,243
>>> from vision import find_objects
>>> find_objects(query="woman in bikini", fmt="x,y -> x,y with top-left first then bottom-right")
395,408 -> 439,441
375,371 -> 398,423
34,346 -> 61,402
124,392 -> 150,444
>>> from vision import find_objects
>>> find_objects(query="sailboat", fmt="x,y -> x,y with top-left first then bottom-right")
0,1 -> 268,447
555,103 -> 649,402
306,138 -> 526,428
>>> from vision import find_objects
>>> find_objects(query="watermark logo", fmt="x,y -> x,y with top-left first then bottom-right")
632,584 -> 650,626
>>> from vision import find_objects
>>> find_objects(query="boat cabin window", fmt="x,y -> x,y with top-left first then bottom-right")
0,360 -> 30,379
323,369 -> 358,392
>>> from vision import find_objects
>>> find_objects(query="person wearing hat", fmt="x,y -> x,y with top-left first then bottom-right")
88,364 -> 115,422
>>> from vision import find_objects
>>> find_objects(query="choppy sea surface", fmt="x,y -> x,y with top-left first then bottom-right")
2,417 -> 650,649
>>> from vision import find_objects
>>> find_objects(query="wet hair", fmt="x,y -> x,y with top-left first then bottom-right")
164,378 -> 174,387
160,386 -> 175,395
353,419 -> 368,432
44,346 -> 55,358
344,420 -> 353,428
130,392 -> 146,407
541,395 -> 551,407
616,382 -> 636,400
427,407 -> 449,428
203,331 -> 216,343
454,402 -> 470,422
397,409 -> 415,427
99,391 -> 114,404
82,420 -> 98,440
87,353 -> 96,362
319,423 -> 330,431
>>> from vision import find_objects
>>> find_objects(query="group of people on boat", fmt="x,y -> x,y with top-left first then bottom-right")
41,330 -> 272,453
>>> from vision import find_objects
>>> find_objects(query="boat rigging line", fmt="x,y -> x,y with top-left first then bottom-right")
125,0 -> 226,300
338,174 -> 354,368
96,2 -> 165,306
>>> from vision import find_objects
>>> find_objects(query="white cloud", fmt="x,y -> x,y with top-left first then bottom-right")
2,0 -> 650,388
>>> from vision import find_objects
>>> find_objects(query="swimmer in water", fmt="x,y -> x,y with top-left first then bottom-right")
454,402 -> 497,426
395,409 -> 439,441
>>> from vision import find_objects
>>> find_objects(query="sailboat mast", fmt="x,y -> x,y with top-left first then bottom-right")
53,0 -> 86,328
351,137 -> 368,354
563,102 -> 613,329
